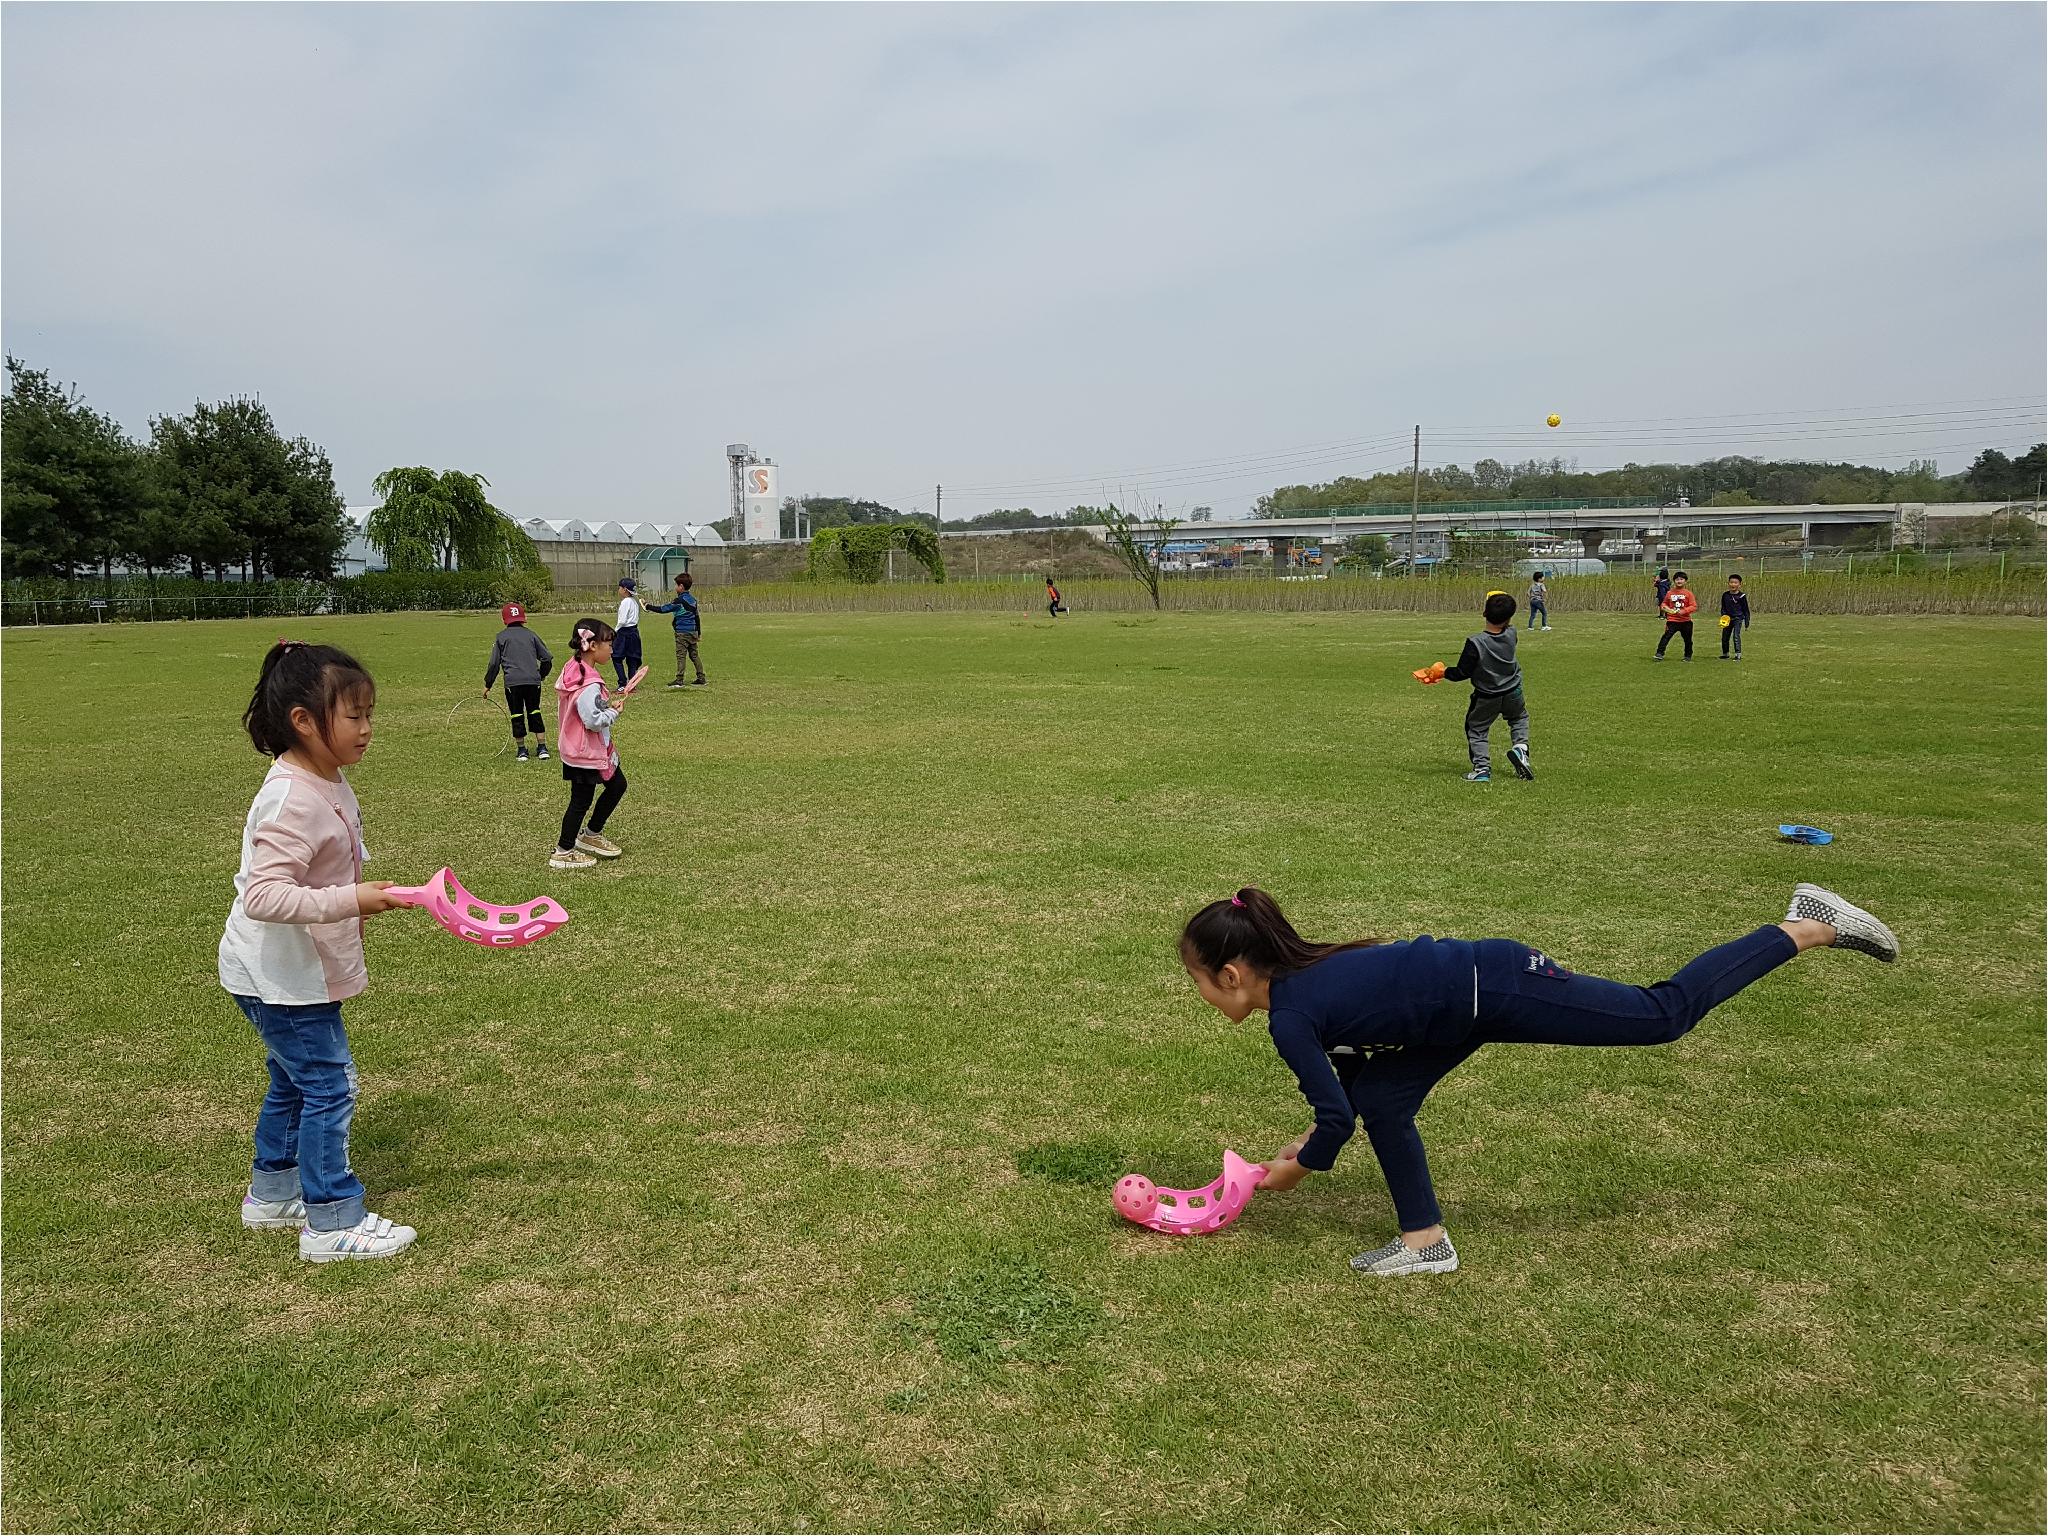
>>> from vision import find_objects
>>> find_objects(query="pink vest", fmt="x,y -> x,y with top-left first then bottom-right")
554,659 -> 618,778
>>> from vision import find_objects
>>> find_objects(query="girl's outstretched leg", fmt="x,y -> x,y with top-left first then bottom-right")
1477,888 -> 1897,1049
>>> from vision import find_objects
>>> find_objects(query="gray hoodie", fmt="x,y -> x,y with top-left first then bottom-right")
1442,626 -> 1521,697
484,625 -> 554,690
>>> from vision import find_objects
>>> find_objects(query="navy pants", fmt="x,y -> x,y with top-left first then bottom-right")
613,625 -> 643,688
1345,926 -> 1797,1230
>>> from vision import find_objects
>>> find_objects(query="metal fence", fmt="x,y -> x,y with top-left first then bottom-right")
0,591 -> 348,626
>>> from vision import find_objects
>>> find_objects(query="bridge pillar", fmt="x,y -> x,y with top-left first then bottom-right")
1270,535 -> 1292,575
1579,528 -> 1609,558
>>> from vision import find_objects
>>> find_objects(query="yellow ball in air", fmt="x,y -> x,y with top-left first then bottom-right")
1546,413 -> 1561,428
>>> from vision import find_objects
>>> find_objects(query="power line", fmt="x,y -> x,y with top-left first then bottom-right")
851,395 -> 2044,515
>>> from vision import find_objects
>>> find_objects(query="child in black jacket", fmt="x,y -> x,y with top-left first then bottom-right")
1719,575 -> 1753,660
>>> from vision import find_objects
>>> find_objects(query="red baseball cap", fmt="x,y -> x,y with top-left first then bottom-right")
501,603 -> 526,625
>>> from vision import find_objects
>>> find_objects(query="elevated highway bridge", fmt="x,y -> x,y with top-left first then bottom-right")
1085,502 -> 2033,553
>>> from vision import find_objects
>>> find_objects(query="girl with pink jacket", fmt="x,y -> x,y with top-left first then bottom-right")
551,619 -> 633,870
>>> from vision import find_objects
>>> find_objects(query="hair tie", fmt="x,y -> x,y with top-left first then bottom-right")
575,627 -> 593,649
276,637 -> 298,650
1229,892 -> 1246,909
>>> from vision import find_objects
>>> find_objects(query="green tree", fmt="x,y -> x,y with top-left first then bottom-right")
1335,533 -> 1391,570
806,523 -> 946,583
1964,444 -> 2047,501
365,468 -> 539,573
1098,501 -> 1178,609
151,397 -> 348,579
1705,489 -> 1760,507
786,496 -> 904,535
1,357 -> 156,581
945,507 -> 1055,532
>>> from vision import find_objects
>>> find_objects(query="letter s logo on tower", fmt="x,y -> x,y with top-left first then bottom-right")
749,469 -> 771,494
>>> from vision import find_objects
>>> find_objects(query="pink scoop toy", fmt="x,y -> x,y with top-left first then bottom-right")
382,867 -> 568,948
1113,1149 -> 1267,1236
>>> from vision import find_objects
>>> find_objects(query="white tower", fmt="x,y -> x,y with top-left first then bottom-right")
726,444 -> 780,541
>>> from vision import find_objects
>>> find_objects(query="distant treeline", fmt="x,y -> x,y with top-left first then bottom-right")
725,447 -> 2045,542
1252,448 -> 2046,516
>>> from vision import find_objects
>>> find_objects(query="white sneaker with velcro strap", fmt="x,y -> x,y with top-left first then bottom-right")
1785,883 -> 1899,963
299,1212 -> 417,1263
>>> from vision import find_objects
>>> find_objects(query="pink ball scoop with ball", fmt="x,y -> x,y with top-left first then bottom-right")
381,868 -> 568,947
1114,1149 -> 1268,1236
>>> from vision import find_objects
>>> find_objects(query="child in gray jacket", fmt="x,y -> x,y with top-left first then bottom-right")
483,602 -> 555,762
1425,592 -> 1532,783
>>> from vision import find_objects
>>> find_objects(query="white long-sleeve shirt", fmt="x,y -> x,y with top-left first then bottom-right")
218,763 -> 368,1005
616,595 -> 641,629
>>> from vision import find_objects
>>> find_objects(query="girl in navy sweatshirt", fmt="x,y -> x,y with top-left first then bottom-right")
1178,884 -> 1898,1276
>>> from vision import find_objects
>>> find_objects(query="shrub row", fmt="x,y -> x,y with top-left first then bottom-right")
1,569 -> 553,625
701,569 -> 2045,618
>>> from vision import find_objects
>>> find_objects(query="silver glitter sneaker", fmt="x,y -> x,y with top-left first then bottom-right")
1785,883 -> 1899,963
1351,1231 -> 1459,1276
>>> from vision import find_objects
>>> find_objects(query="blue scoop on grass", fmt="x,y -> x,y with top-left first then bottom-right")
1778,824 -> 1833,845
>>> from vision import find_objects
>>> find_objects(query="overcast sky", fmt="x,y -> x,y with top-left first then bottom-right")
4,1 -> 2043,522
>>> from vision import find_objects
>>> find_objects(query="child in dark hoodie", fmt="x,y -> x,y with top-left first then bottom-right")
1423,592 -> 1532,783
483,602 -> 555,762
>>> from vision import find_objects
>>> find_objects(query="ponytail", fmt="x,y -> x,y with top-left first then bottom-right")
242,640 -> 375,757
1179,886 -> 1382,978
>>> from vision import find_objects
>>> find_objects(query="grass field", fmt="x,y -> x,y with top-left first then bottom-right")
3,608 -> 2042,1533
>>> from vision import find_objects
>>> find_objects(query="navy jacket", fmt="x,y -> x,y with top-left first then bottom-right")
1267,938 -> 1509,1170
647,591 -> 701,633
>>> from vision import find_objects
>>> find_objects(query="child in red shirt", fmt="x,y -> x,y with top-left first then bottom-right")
1655,570 -> 1698,661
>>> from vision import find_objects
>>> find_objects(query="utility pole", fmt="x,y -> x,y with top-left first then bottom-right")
935,484 -> 942,532
1408,425 -> 1421,578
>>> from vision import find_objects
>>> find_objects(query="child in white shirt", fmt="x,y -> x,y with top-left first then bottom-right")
221,641 -> 422,1261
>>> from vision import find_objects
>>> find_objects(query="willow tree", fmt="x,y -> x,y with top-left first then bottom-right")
806,523 -> 946,583
366,467 -> 542,573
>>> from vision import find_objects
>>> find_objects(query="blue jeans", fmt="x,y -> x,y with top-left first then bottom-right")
231,995 -> 366,1230
1342,926 -> 1797,1229
1527,601 -> 1547,627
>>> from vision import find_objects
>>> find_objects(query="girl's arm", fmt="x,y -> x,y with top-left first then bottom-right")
575,681 -> 620,731
1267,1010 -> 1357,1174
244,823 -> 379,923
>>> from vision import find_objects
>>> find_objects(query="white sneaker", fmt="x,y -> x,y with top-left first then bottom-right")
550,847 -> 598,870
1542,625 -> 1552,631
1785,883 -> 1899,963
241,1192 -> 305,1231
1351,1232 -> 1459,1276
575,831 -> 622,859
299,1212 -> 416,1263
